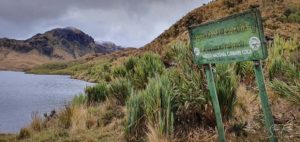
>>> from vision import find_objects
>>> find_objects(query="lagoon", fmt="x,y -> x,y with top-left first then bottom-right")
0,71 -> 93,133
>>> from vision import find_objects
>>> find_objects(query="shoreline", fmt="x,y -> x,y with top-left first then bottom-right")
0,71 -> 93,135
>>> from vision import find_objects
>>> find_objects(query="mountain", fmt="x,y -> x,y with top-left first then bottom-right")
0,27 -> 123,70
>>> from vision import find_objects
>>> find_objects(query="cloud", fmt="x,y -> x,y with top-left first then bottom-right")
0,0 -> 211,47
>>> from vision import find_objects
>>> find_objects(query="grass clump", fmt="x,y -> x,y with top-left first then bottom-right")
58,105 -> 73,129
112,66 -> 127,78
109,78 -> 132,105
18,128 -> 31,139
125,93 -> 145,141
215,64 -> 238,119
167,42 -> 208,123
31,112 -> 43,132
281,8 -> 300,23
125,53 -> 165,89
268,35 -> 299,81
126,75 -> 174,141
72,93 -> 87,106
85,82 -> 108,104
268,58 -> 299,81
268,35 -> 300,104
142,75 -> 174,139
270,79 -> 300,105
234,61 -> 254,84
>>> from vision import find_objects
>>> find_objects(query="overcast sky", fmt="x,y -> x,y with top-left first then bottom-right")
0,0 -> 211,47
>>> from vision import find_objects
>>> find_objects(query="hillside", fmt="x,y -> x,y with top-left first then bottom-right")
0,27 -> 123,70
144,0 -> 300,54
1,0 -> 299,142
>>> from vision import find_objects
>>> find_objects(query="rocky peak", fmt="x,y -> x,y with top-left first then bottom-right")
48,27 -> 95,46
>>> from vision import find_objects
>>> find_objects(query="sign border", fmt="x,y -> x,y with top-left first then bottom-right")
188,8 -> 268,65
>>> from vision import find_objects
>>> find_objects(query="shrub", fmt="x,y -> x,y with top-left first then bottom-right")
223,0 -> 243,9
281,8 -> 300,23
215,64 -> 238,119
85,83 -> 108,104
109,78 -> 132,105
288,12 -> 300,23
284,8 -> 292,17
223,0 -> 235,8
18,128 -> 31,139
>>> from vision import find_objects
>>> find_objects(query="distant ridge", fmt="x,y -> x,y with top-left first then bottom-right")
0,27 -> 124,70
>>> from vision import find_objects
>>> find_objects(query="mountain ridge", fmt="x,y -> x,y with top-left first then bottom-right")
0,27 -> 124,70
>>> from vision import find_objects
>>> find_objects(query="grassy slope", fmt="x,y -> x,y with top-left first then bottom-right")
2,0 -> 300,142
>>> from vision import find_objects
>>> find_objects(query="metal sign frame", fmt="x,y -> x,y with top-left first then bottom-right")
188,8 -> 276,142
189,8 -> 267,64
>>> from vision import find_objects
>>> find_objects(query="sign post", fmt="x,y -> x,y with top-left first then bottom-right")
188,8 -> 277,142
204,64 -> 226,142
253,60 -> 276,142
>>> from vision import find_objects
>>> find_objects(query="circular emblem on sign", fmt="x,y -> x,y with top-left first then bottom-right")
193,48 -> 200,56
249,36 -> 261,50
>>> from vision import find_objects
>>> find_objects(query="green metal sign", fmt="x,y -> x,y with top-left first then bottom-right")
189,9 -> 277,142
189,8 -> 267,64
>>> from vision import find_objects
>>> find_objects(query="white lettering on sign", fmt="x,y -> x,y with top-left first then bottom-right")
202,49 -> 253,59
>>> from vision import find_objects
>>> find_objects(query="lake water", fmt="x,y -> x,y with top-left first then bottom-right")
0,71 -> 93,133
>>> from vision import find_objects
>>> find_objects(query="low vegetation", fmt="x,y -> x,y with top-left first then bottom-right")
10,34 -> 299,141
3,0 -> 299,141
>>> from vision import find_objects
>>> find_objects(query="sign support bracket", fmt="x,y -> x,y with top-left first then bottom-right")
253,60 -> 277,142
204,64 -> 226,142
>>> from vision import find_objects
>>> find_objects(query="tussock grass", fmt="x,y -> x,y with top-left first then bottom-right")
72,93 -> 87,106
125,74 -> 174,141
30,112 -> 43,132
125,53 -> 165,89
58,105 -> 73,129
18,128 -> 31,140
268,35 -> 300,105
215,64 -> 238,119
146,125 -> 169,142
270,79 -> 300,105
109,78 -> 132,105
85,82 -> 108,104
70,106 -> 88,134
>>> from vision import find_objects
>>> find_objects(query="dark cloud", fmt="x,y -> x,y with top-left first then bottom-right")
0,0 -> 211,47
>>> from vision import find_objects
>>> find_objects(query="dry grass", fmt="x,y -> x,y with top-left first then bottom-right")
70,106 -> 88,134
146,125 -> 169,142
30,112 -> 43,132
1,99 -> 126,142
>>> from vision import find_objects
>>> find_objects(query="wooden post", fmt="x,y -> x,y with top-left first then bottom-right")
204,64 -> 226,142
253,60 -> 277,142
